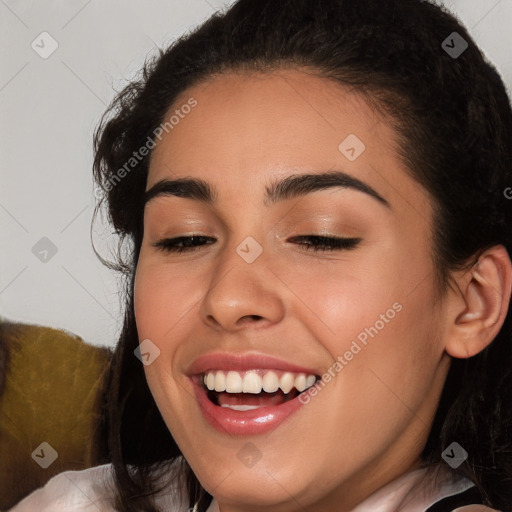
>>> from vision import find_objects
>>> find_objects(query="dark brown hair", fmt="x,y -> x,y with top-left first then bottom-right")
92,0 -> 512,510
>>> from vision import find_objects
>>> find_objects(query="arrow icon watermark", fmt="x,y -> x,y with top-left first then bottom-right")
31,237 -> 58,263
134,339 -> 161,366
237,442 -> 262,468
236,236 -> 263,263
339,134 -> 366,162
441,32 -> 468,59
31,31 -> 59,59
31,442 -> 58,469
441,441 -> 468,469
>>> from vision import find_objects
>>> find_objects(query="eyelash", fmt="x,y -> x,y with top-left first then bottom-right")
153,235 -> 362,254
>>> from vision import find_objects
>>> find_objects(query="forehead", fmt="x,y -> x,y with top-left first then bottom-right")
148,68 -> 385,176
146,68 -> 431,221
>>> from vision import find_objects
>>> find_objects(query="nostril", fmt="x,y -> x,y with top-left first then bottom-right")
241,315 -> 263,322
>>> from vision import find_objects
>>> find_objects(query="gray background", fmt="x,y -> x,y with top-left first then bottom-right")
1,0 -> 511,348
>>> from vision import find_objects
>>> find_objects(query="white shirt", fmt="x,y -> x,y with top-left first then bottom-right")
7,460 -> 493,512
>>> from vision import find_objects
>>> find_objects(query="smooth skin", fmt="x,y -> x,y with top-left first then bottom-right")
133,68 -> 511,512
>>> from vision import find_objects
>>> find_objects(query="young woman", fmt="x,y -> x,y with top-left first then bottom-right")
10,0 -> 512,511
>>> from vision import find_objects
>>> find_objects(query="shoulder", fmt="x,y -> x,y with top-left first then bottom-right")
8,460 -> 190,512
8,464 -> 115,511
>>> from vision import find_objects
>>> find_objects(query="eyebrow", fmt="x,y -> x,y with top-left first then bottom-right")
143,170 -> 390,208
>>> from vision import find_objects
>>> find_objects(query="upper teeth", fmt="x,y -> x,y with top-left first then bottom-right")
203,370 -> 317,394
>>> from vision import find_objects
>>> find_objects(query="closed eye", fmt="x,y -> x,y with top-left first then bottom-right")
290,235 -> 362,252
153,235 -> 362,254
154,235 -> 215,254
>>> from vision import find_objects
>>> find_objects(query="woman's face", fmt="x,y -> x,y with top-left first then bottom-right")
134,69 -> 453,511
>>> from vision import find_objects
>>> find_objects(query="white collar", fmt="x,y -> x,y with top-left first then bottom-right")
204,465 -> 476,512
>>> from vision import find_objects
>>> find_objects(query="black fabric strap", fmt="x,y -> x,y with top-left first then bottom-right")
424,485 -> 485,512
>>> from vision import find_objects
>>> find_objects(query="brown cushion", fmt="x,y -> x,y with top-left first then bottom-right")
0,318 -> 112,509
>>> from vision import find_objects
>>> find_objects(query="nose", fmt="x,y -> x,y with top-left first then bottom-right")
199,239 -> 286,332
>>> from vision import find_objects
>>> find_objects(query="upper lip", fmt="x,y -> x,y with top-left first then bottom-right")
186,352 -> 320,376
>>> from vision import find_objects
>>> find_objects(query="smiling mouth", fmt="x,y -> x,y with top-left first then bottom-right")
201,369 -> 320,411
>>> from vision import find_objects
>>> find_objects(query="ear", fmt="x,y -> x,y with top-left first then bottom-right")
444,245 -> 512,359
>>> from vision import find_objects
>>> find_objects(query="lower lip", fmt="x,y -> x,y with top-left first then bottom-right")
191,379 -> 306,435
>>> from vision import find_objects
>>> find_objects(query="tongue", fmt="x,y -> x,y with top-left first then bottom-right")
216,390 -> 296,407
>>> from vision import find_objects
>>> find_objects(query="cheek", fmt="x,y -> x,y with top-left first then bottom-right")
324,277 -> 443,435
282,254 -> 426,351
133,259 -> 194,339
133,257 -> 203,387
291,242 -> 442,398
133,263 -> 182,395
133,262 -> 191,431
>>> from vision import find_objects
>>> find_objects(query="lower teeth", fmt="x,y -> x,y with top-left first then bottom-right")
208,388 -> 300,408
221,404 -> 261,411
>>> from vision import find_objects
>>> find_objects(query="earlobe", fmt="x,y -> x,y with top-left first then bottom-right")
445,245 -> 512,360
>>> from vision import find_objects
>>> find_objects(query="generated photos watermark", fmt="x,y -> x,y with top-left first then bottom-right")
299,302 -> 403,404
96,97 -> 198,197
